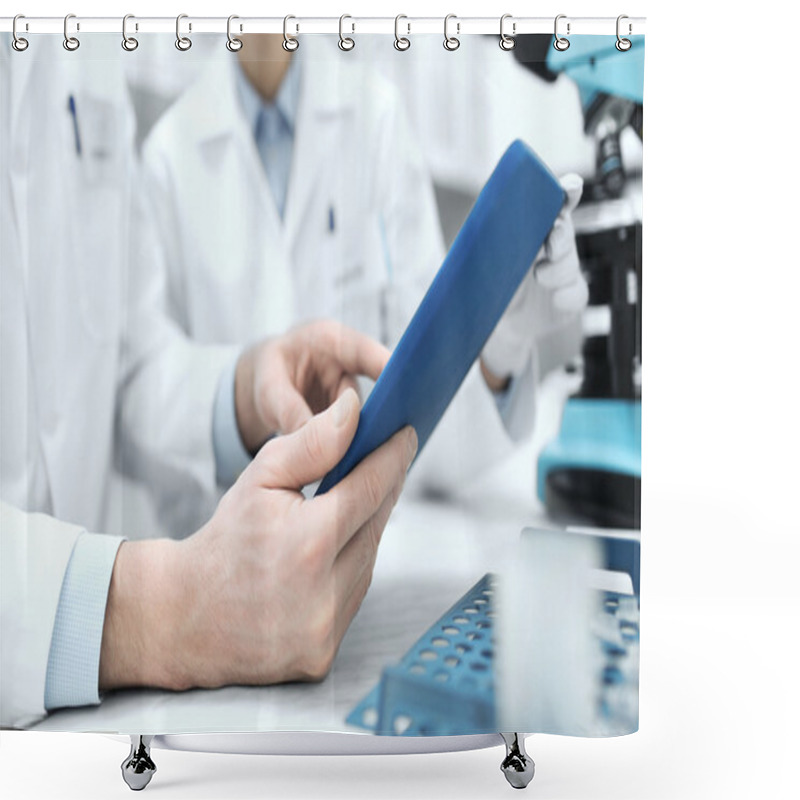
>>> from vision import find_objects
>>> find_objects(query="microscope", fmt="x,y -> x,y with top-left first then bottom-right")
515,34 -> 644,529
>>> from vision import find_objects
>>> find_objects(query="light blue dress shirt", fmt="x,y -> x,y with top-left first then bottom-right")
44,533 -> 124,710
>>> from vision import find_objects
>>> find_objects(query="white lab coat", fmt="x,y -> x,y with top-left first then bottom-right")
0,39 -> 230,728
141,48 -> 531,505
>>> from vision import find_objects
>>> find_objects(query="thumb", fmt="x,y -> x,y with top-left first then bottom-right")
249,388 -> 360,490
559,173 -> 583,214
265,368 -> 314,435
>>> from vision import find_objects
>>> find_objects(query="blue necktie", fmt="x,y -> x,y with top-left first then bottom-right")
256,103 -> 292,220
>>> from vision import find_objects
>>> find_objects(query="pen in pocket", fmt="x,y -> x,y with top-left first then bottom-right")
68,94 -> 82,157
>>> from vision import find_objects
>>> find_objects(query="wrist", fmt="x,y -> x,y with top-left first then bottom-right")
234,346 -> 264,455
99,538 -> 188,693
480,357 -> 512,394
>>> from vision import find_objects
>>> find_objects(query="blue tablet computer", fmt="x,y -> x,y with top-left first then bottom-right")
317,140 -> 565,495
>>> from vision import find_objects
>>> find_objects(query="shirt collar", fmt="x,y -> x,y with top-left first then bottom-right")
234,54 -> 301,137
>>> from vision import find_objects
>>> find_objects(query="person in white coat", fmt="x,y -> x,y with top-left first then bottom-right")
141,35 -> 587,519
1,37 -> 416,730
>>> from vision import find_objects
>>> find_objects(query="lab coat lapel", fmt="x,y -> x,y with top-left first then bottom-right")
191,55 -> 269,216
186,55 -> 245,144
9,38 -> 34,140
195,56 -> 295,336
208,56 -> 290,245
8,39 -> 35,278
283,57 -> 351,254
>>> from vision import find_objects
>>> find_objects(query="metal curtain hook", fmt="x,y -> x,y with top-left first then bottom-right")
394,14 -> 410,51
63,13 -> 80,51
443,14 -> 460,51
122,15 -> 139,51
226,15 -> 243,52
339,14 -> 355,51
176,14 -> 192,51
553,14 -> 570,51
616,14 -> 632,51
499,14 -> 516,50
12,14 -> 29,52
283,15 -> 299,52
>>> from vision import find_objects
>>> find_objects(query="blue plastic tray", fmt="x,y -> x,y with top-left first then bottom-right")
347,574 -> 640,736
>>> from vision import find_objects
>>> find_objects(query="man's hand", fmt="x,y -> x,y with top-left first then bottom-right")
234,320 -> 391,454
481,173 -> 586,388
99,389 -> 417,692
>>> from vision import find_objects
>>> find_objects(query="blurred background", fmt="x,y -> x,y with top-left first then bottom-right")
124,33 -> 642,248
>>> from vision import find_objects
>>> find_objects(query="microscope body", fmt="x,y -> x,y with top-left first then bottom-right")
515,34 -> 644,529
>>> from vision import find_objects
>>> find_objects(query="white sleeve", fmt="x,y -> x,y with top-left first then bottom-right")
0,502 -> 85,728
114,174 -> 237,537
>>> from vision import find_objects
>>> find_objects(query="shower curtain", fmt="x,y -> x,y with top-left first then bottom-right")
1,22 -> 643,743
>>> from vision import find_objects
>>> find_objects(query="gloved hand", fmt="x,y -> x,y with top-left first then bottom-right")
481,173 -> 587,382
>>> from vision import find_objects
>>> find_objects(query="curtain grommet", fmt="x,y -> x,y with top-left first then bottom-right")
121,14 -> 139,52
226,15 -> 243,52
283,15 -> 299,52
443,14 -> 460,51
63,13 -> 80,51
499,14 -> 516,51
176,14 -> 192,51
553,14 -> 570,51
11,14 -> 29,51
338,14 -> 355,51
394,15 -> 411,51
616,15 -> 632,51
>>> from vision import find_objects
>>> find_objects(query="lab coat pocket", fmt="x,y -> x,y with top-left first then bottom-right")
74,94 -> 123,187
72,94 -> 127,341
309,229 -> 344,322
333,214 -> 387,343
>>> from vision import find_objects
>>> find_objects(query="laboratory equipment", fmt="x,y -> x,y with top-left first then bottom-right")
347,526 -> 640,778
515,34 -> 644,528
